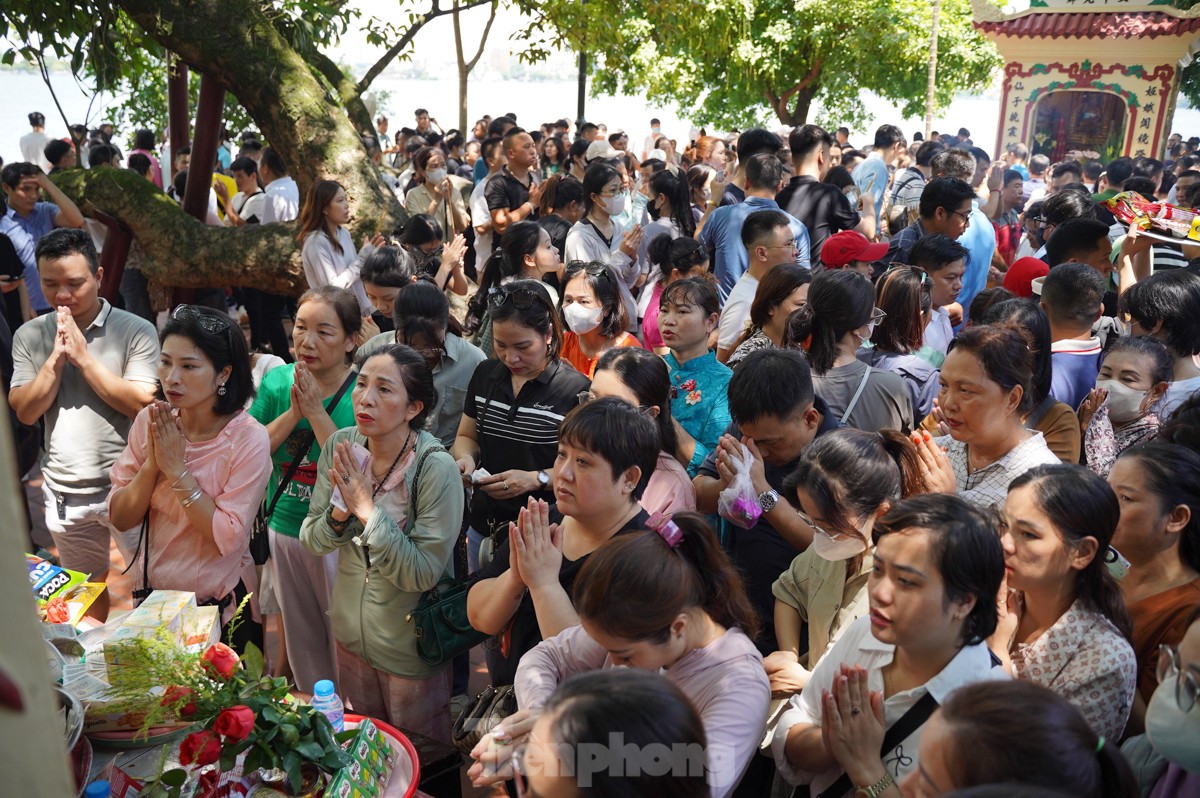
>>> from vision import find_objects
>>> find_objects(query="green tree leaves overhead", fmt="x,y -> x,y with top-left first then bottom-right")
523,0 -> 1002,129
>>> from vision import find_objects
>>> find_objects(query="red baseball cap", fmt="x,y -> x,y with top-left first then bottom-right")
1003,257 -> 1049,298
820,231 -> 890,268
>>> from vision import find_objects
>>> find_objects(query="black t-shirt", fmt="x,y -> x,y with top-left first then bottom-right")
485,167 -> 536,218
696,397 -> 842,655
473,506 -> 651,686
781,176 -> 861,264
719,183 -> 745,207
463,358 -> 590,533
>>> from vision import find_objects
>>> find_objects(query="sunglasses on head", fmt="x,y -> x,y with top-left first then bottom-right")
565,260 -> 613,281
488,285 -> 547,310
171,304 -> 237,338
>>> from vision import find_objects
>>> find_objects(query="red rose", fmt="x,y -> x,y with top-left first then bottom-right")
200,642 -> 240,680
161,685 -> 197,718
213,705 -> 256,742
179,729 -> 222,767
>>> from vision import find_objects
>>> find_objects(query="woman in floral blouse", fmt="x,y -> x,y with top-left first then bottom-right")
992,463 -> 1137,740
658,277 -> 731,477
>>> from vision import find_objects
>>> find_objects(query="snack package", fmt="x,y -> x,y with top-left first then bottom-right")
1103,191 -> 1200,241
326,770 -> 375,798
27,554 -> 86,604
716,443 -> 763,530
37,582 -> 107,626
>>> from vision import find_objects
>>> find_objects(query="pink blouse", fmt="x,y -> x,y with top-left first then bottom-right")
640,450 -> 697,516
108,408 -> 272,609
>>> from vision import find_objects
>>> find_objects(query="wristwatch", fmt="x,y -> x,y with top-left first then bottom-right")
757,489 -> 780,513
855,772 -> 895,798
536,469 -> 551,488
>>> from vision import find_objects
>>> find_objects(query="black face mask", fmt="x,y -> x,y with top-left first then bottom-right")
419,247 -> 443,275
647,199 -> 664,221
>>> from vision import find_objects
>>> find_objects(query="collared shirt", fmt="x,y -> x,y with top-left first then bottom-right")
697,196 -> 811,302
1012,599 -> 1136,740
956,202 -> 997,321
485,166 -> 534,216
772,615 -> 1008,789
664,351 -> 732,475
463,358 -> 590,531
881,219 -> 928,268
11,299 -> 159,491
933,430 -> 1060,511
6,203 -> 61,311
773,549 -> 874,667
261,176 -> 299,223
1049,337 -> 1103,411
0,213 -> 37,281
361,331 -> 487,448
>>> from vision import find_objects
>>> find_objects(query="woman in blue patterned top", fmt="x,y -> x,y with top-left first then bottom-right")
659,277 -> 732,476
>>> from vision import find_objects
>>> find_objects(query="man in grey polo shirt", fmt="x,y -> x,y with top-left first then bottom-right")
10,228 -> 159,620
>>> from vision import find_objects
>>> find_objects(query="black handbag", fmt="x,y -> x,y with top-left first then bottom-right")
450,684 -> 517,755
251,371 -> 355,564
405,446 -> 491,666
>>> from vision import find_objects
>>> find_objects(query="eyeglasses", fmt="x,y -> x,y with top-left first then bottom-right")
950,209 -> 972,225
797,509 -> 871,542
1157,643 -> 1199,713
870,307 -> 887,325
171,304 -> 237,340
488,285 -> 547,310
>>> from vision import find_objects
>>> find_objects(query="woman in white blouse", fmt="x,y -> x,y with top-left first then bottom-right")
565,160 -> 643,332
297,179 -> 385,318
772,494 -> 1006,797
993,463 -> 1137,741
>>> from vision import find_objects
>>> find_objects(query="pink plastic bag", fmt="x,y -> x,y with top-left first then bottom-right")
716,443 -> 762,530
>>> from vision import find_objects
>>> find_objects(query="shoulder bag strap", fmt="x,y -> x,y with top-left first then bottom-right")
815,692 -> 940,798
265,370 -> 357,518
406,442 -> 448,528
840,366 -> 873,424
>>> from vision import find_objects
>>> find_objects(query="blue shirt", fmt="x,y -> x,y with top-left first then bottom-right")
664,351 -> 733,477
6,202 -> 60,311
956,202 -> 996,323
473,158 -> 488,185
698,196 -> 811,303
853,153 -> 890,220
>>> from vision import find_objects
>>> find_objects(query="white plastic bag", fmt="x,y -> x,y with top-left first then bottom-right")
716,442 -> 762,530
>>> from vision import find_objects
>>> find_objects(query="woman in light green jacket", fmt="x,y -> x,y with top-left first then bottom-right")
301,344 -> 464,743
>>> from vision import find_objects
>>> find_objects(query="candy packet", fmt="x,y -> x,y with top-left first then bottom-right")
27,554 -> 87,604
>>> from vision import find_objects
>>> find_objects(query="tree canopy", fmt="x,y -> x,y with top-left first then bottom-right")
522,0 -> 1002,129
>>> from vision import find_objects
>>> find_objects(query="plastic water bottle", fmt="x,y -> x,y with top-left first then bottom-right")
84,781 -> 110,798
311,679 -> 345,732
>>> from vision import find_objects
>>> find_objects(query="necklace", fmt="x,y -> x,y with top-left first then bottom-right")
370,429 -> 415,500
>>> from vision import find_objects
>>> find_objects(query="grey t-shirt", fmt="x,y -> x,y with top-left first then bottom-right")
812,358 -> 913,434
11,300 -> 159,492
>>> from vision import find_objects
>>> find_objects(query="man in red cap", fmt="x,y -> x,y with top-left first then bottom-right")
1003,256 -> 1050,299
819,230 -> 889,278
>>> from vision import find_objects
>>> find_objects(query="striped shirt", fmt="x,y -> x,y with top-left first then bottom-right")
463,358 -> 590,532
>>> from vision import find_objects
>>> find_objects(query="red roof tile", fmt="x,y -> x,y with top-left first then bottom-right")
975,11 -> 1200,39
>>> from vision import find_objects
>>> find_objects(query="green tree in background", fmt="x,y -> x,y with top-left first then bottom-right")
524,0 -> 1002,130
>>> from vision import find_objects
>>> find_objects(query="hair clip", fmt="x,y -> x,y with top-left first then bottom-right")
648,514 -> 683,549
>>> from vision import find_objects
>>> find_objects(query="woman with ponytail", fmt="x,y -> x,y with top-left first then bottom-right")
465,220 -> 560,357
642,237 -> 709,354
765,428 -> 923,696
785,269 -> 912,433
496,513 -> 769,798
899,680 -> 1138,798
1108,443 -> 1200,709
536,173 -> 584,261
996,464 -> 1137,740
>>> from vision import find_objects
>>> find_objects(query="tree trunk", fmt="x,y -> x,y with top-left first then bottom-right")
60,0 -> 410,291
453,0 -> 498,134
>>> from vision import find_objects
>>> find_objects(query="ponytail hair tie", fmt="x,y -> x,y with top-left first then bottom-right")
1095,735 -> 1105,753
647,513 -> 684,549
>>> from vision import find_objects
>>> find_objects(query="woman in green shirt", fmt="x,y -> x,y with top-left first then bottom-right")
248,285 -> 361,692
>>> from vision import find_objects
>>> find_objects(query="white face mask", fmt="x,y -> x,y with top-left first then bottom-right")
563,303 -> 602,334
426,167 -> 447,184
1096,379 -> 1150,423
1145,675 -> 1200,772
603,193 -> 626,217
856,322 -> 877,342
811,530 -> 867,561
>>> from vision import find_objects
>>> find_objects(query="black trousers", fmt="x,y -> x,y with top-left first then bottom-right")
243,288 -> 293,361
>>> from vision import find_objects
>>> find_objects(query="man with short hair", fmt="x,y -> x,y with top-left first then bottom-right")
487,127 -> 545,236
10,229 -> 159,620
1044,217 -> 1119,325
1024,154 -> 1050,204
853,124 -> 906,219
930,149 -> 998,323
1048,162 -> 1083,195
375,115 -> 394,153
698,153 -> 810,302
1132,157 -> 1165,195
2,162 -> 86,315
258,148 -> 300,224
1041,262 -> 1105,410
44,140 -> 76,174
886,139 -> 945,234
415,108 -> 437,137
608,131 -> 629,152
471,136 -> 506,267
835,127 -> 851,148
694,348 -> 841,653
880,176 -> 976,267
778,124 -> 874,261
642,118 -> 664,160
716,210 -> 799,362
1095,157 -> 1135,202
1005,142 -> 1030,179
719,129 -> 785,207
215,156 -> 265,227
578,122 -> 600,142
21,112 -> 52,172
1168,169 -> 1200,205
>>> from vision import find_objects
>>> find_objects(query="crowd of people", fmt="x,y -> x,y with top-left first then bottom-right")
4,106 -> 1200,798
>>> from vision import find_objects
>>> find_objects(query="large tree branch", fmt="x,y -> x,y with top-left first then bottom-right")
353,0 -> 493,96
464,0 -> 498,73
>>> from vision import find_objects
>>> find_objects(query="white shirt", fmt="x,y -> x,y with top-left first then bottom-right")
20,130 -> 52,171
771,615 -> 1007,790
300,228 -> 375,314
923,307 -> 954,359
565,219 -> 641,332
231,190 -> 267,225
719,272 -> 758,349
470,175 -> 496,269
261,176 -> 299,223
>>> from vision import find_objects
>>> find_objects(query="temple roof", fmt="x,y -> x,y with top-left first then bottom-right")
974,9 -> 1200,38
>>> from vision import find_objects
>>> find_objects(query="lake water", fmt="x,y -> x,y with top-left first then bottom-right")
3,69 -> 1198,165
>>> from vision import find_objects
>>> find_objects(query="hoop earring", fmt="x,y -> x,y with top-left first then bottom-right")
217,384 -> 227,396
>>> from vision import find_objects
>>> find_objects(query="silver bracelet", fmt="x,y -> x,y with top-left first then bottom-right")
170,469 -> 192,489
179,487 -> 203,508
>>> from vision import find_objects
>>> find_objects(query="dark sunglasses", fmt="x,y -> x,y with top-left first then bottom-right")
171,304 -> 237,339
488,285 -> 547,310
565,260 -> 613,281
